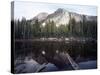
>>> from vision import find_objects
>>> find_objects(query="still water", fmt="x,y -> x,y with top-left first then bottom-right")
14,38 -> 97,73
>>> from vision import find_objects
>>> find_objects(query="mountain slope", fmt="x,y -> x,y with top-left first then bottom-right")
31,8 -> 97,26
31,12 -> 48,24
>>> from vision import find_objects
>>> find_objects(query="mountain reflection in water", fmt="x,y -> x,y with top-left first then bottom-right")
14,38 -> 97,73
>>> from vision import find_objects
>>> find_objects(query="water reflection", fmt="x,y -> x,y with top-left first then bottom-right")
14,38 -> 97,73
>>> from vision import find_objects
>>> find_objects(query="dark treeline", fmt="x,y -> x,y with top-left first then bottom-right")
12,15 -> 97,40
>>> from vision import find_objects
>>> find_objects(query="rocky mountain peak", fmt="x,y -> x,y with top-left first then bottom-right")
54,8 -> 67,14
31,8 -> 96,26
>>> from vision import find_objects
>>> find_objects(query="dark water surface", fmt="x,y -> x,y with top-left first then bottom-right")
14,38 -> 97,73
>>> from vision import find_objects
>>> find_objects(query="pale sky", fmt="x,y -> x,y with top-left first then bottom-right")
14,1 -> 97,20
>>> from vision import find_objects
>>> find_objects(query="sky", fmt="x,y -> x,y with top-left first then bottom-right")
14,1 -> 97,20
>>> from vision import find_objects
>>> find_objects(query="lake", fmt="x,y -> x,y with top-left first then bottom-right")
14,37 -> 97,73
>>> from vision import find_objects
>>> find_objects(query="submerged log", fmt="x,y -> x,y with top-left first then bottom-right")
42,52 -> 80,70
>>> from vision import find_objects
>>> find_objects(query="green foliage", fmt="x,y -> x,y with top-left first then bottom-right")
14,16 -> 97,39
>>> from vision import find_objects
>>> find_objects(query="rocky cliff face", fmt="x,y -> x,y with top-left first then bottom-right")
45,8 -> 70,26
31,12 -> 48,24
31,8 -> 97,26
